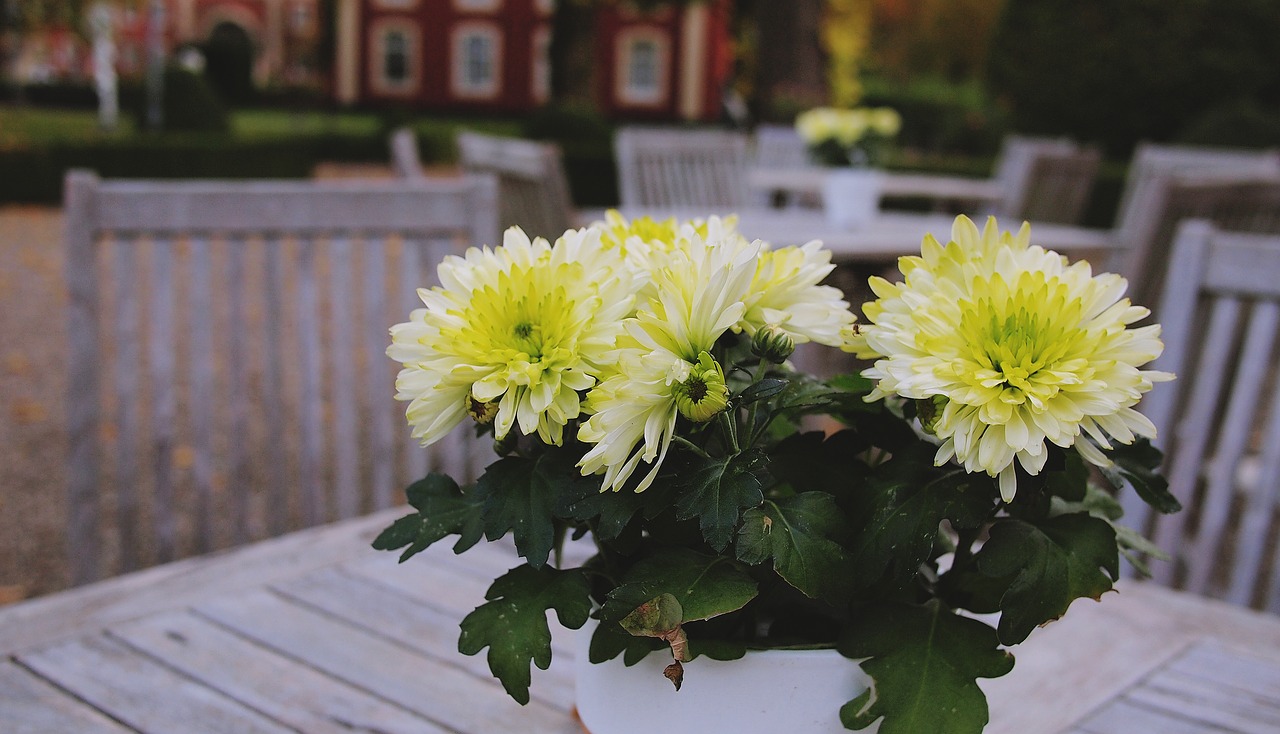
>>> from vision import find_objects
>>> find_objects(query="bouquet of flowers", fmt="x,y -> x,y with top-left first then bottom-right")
375,212 -> 1178,733
795,106 -> 902,167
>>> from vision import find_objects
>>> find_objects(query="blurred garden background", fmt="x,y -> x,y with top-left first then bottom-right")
3,0 -> 1280,600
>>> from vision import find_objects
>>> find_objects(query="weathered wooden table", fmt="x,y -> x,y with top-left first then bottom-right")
2,508 -> 1278,733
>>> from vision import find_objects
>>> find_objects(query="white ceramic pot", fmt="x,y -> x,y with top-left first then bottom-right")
822,168 -> 883,230
573,622 -> 870,734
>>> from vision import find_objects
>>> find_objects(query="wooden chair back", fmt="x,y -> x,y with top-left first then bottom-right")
1008,146 -> 1101,224
1113,142 -> 1280,237
456,130 -> 577,241
752,124 -> 810,168
614,127 -> 751,208
1122,220 -> 1280,611
989,135 -> 1078,216
63,170 -> 500,585
1112,172 -> 1280,310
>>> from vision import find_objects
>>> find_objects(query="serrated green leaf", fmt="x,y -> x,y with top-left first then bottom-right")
838,600 -> 1014,734
1105,438 -> 1179,514
458,565 -> 592,704
599,548 -> 758,624
736,377 -> 789,404
671,450 -> 767,552
977,514 -> 1118,645
475,453 -> 581,568
846,445 -> 994,590
370,473 -> 483,561
588,618 -> 665,665
554,466 -> 674,541
737,493 -> 857,605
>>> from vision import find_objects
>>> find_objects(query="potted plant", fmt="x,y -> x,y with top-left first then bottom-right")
795,106 -> 902,229
375,212 -> 1178,733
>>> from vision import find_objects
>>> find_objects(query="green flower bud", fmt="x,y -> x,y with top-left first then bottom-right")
751,325 -> 796,363
917,395 -> 948,435
673,352 -> 730,422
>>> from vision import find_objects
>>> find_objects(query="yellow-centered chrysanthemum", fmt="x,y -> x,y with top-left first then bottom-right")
388,226 -> 633,448
847,215 -> 1172,501
578,220 -> 758,492
741,239 -> 856,347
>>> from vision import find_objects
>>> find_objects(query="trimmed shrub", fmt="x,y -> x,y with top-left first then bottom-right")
1177,101 -> 1280,149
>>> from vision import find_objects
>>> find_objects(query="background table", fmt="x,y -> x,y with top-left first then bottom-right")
2,508 -> 1277,733
748,167 -> 1007,209
583,207 -> 1115,264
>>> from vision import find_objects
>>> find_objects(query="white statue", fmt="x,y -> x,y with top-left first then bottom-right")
87,2 -> 118,131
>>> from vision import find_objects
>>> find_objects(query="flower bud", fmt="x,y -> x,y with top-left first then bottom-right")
751,325 -> 796,363
673,352 -> 729,422
467,394 -> 499,425
917,395 -> 948,435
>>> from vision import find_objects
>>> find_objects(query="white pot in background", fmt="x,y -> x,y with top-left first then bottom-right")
822,167 -> 883,230
573,622 -> 870,734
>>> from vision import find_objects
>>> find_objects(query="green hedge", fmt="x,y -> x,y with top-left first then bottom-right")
0,132 -> 389,204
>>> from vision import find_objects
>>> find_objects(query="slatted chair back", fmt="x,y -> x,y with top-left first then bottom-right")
614,127 -> 751,208
1122,220 -> 1280,611
1006,145 -> 1101,224
456,130 -> 577,241
63,170 -> 500,585
1111,172 -> 1280,310
1113,142 -> 1280,237
752,124 -> 810,168
988,135 -> 1079,218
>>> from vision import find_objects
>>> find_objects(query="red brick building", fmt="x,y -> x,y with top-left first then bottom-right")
335,0 -> 734,121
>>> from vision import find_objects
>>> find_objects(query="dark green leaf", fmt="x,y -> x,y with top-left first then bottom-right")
838,600 -> 1014,734
588,617 -> 665,665
737,493 -> 857,605
736,377 -> 789,404
671,450 -> 767,552
475,453 -> 581,568
977,514 -> 1118,645
370,473 -> 483,561
1105,438 -> 1180,514
599,548 -> 757,624
846,445 -> 994,590
458,564 -> 592,704
554,466 -> 674,542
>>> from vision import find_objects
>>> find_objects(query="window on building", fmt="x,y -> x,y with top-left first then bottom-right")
385,30 -> 409,84
373,24 -> 419,94
453,25 -> 500,98
617,31 -> 667,105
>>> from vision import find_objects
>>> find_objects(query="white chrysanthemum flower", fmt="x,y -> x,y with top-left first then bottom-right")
388,226 -> 633,448
740,239 -> 856,346
847,215 -> 1172,502
579,221 -> 759,491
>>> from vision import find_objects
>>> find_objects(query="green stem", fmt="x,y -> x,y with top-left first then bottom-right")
671,434 -> 713,460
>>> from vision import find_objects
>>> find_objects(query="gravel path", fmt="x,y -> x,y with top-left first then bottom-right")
0,205 -> 69,601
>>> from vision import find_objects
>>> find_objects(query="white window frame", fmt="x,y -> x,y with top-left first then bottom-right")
370,21 -> 419,95
454,0 -> 501,12
531,26 -> 551,104
451,23 -> 502,100
615,29 -> 668,107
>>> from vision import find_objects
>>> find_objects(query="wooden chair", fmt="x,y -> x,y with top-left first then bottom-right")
388,126 -> 429,183
752,124 -> 810,168
456,130 -> 578,241
1122,220 -> 1280,611
614,127 -> 751,208
989,135 -> 1100,224
63,170 -> 500,585
1111,172 -> 1280,310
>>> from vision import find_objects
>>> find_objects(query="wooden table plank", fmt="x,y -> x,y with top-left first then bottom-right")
110,609 -> 448,734
0,508 -> 404,655
0,661 -> 135,734
195,588 -> 581,733
272,565 -> 578,710
17,634 -> 294,734
1074,698 -> 1237,734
